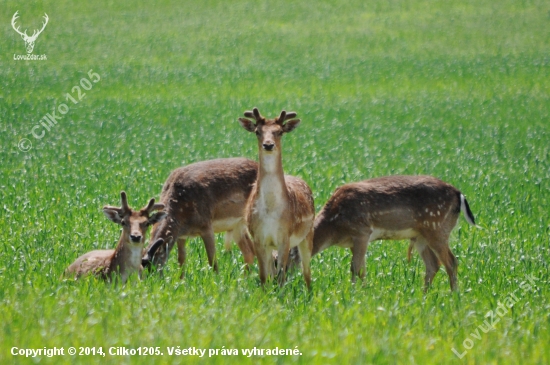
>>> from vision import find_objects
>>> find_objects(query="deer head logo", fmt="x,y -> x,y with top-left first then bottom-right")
11,11 -> 49,54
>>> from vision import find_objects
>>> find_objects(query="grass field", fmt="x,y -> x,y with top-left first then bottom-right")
1,0 -> 549,363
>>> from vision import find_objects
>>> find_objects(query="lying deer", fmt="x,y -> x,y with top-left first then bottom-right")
239,108 -> 315,289
311,175 -> 477,291
66,192 -> 167,283
142,158 -> 258,276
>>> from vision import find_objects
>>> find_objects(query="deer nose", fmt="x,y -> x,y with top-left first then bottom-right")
263,143 -> 275,151
130,234 -> 142,243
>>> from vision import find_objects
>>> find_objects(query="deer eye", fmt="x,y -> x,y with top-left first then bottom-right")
120,219 -> 127,226
255,130 -> 260,136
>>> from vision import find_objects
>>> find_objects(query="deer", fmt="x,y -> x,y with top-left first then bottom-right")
141,158 -> 258,277
11,11 -> 48,54
66,192 -> 167,283
238,108 -> 315,289
311,175 -> 477,292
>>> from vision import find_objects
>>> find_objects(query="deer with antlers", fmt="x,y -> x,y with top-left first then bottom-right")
141,158 -> 258,277
66,192 -> 167,283
311,176 -> 477,291
11,11 -> 49,54
239,108 -> 315,289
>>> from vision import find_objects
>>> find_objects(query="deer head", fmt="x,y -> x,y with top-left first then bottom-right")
239,108 -> 301,154
103,192 -> 167,245
11,11 -> 49,54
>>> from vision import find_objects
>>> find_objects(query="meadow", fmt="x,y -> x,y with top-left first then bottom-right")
1,0 -> 549,363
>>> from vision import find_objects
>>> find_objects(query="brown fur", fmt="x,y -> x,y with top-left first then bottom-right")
239,108 -> 315,289
312,175 -> 476,291
143,158 -> 258,276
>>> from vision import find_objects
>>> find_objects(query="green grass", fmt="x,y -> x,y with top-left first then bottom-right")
1,0 -> 549,363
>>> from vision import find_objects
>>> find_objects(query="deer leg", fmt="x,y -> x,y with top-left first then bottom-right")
235,222 -> 255,270
254,241 -> 271,286
412,236 -> 440,292
276,237 -> 291,287
297,230 -> 313,290
177,238 -> 187,266
444,247 -> 458,292
268,250 -> 277,277
224,231 -> 233,252
407,239 -> 415,263
422,248 -> 440,292
426,235 -> 458,291
288,246 -> 302,272
200,227 -> 218,272
350,234 -> 370,283
177,238 -> 187,279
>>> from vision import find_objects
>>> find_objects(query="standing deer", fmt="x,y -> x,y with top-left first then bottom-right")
311,175 -> 477,291
66,192 -> 167,283
11,11 -> 48,54
239,108 -> 315,289
141,158 -> 258,277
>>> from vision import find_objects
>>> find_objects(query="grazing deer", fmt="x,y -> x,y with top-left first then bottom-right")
311,175 -> 477,291
11,11 -> 48,54
66,192 -> 167,283
239,108 -> 315,289
142,158 -> 258,276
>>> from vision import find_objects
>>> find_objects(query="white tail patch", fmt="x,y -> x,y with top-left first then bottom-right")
460,194 -> 476,226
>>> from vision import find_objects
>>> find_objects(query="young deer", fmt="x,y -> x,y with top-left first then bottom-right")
311,175 -> 477,291
141,158 -> 258,276
239,108 -> 315,289
66,192 -> 167,283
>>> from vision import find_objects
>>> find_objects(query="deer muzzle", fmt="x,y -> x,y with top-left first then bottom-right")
130,234 -> 142,243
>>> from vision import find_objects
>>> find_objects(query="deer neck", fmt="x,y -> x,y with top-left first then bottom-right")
312,213 -> 334,256
149,217 -> 177,248
257,150 -> 288,208
108,232 -> 143,281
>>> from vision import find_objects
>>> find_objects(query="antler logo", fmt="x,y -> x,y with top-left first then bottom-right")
11,11 -> 49,54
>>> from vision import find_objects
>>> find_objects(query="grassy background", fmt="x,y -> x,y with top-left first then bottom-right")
1,0 -> 549,363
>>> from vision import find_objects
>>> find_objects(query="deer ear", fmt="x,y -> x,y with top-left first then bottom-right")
239,118 -> 256,133
103,208 -> 123,224
282,119 -> 301,133
149,238 -> 165,257
148,211 -> 167,225
152,203 -> 165,211
142,238 -> 165,268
